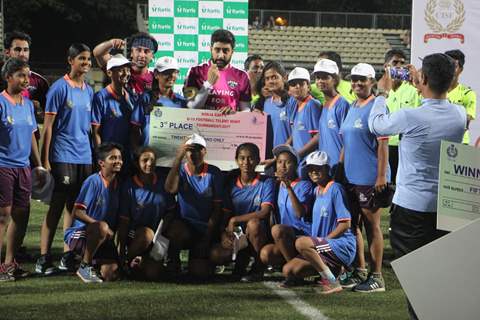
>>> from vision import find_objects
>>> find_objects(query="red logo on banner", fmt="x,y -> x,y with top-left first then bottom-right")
424,0 -> 465,43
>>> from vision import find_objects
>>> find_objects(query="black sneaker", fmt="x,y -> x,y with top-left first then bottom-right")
35,254 -> 58,275
59,251 -> 77,272
10,261 -> 29,278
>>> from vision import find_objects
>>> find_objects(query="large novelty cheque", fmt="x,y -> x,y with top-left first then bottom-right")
437,141 -> 480,231
149,107 -> 267,170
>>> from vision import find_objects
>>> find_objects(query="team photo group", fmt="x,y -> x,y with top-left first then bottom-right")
0,25 -> 472,304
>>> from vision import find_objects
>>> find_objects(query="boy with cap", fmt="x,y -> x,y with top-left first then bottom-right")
282,151 -> 356,294
131,56 -> 186,148
93,32 -> 158,95
164,134 -> 224,276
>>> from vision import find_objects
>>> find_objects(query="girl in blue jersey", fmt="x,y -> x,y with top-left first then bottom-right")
253,61 -> 296,171
0,59 -> 43,281
117,146 -> 175,280
338,63 -> 389,292
131,56 -> 186,149
282,151 -> 356,294
210,143 -> 274,282
36,44 -> 95,275
260,145 -> 313,279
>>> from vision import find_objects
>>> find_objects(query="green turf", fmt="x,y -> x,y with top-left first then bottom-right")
0,201 -> 409,320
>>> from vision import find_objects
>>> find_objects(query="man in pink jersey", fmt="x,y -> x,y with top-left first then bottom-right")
184,29 -> 251,114
93,32 -> 158,96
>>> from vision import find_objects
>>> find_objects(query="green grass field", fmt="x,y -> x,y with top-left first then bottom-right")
0,201 -> 408,320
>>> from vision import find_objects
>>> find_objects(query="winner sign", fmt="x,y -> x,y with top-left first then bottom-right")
149,107 -> 267,171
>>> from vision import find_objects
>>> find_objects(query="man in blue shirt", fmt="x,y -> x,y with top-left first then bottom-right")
369,53 -> 466,319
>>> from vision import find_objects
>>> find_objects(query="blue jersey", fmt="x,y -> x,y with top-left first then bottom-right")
131,91 -> 186,146
224,174 -> 275,215
45,75 -> 93,164
264,96 -> 296,152
65,172 -> 120,242
120,174 -> 175,231
318,95 -> 350,166
277,179 -> 313,234
177,163 -> 224,233
311,181 -> 356,266
340,96 -> 390,185
91,85 -> 134,149
0,91 -> 37,168
291,96 -> 321,156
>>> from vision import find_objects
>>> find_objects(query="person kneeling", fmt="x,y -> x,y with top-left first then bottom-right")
283,151 -> 356,294
65,142 -> 123,283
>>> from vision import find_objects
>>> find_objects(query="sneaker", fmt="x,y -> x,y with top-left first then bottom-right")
315,279 -> 343,295
340,269 -> 368,289
76,263 -> 103,283
0,264 -> 15,282
9,261 -> 29,278
278,276 -> 305,288
240,271 -> 264,283
35,254 -> 58,275
59,251 -> 77,272
353,274 -> 386,293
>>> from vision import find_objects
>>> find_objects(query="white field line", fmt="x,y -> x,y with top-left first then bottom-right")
263,281 -> 329,320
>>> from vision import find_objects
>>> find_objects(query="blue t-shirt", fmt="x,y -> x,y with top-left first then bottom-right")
224,174 -> 275,215
177,163 -> 223,234
264,96 -> 296,152
131,91 -> 186,146
291,96 -> 321,156
120,173 -> 175,231
340,96 -> 390,185
277,179 -> 313,235
318,95 -> 350,166
311,181 -> 356,266
45,75 -> 93,164
64,172 -> 120,242
0,91 -> 37,168
91,85 -> 134,149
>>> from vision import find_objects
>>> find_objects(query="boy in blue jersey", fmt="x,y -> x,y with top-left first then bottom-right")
210,143 -> 274,282
282,151 -> 356,294
260,145 -> 313,281
117,146 -> 176,280
131,56 -> 186,148
164,134 -> 223,277
66,142 -> 123,283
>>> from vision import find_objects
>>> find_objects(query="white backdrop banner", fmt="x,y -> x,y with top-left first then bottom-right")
411,0 -> 480,146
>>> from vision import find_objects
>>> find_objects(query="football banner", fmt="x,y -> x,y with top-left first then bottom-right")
411,0 -> 480,146
148,0 -> 249,94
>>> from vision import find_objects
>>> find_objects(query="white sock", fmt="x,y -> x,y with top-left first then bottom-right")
319,268 -> 336,284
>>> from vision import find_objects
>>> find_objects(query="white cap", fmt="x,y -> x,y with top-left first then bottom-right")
155,56 -> 179,73
185,133 -> 207,148
106,54 -> 131,71
31,168 -> 54,204
305,151 -> 329,166
313,59 -> 339,75
351,63 -> 375,78
273,144 -> 300,163
288,67 -> 310,82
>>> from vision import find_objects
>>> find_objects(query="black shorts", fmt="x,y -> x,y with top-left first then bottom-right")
51,162 -> 92,196
68,236 -> 118,264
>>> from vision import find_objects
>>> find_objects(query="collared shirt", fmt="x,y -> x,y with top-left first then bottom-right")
224,174 -> 275,215
277,179 -> 313,235
369,96 -> 466,212
291,95 -> 322,158
447,83 -> 477,144
264,96 -> 296,154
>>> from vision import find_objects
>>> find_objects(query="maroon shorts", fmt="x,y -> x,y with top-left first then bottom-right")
348,184 -> 377,210
68,233 -> 118,264
310,237 -> 343,276
0,167 -> 32,208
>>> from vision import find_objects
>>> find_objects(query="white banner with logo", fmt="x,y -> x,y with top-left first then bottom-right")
148,0 -> 249,94
411,0 -> 480,146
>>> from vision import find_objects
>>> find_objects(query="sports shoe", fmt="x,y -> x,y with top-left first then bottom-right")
278,276 -> 305,288
35,254 -> 58,275
0,264 -> 15,282
76,263 -> 103,283
240,271 -> 264,283
315,279 -> 343,295
9,261 -> 29,278
59,251 -> 77,272
353,274 -> 386,293
340,269 -> 368,289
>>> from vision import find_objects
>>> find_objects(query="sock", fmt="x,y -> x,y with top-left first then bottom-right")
319,268 -> 336,284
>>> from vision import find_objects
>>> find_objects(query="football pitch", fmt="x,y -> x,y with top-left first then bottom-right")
0,201 -> 408,320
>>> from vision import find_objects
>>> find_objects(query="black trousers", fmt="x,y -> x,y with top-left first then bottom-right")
388,145 -> 399,185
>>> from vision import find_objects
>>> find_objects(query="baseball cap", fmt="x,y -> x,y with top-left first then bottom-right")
185,133 -> 207,148
288,67 -> 310,83
305,151 -> 329,167
273,144 -> 300,163
313,59 -> 339,75
106,54 -> 131,71
155,56 -> 179,73
350,63 -> 375,78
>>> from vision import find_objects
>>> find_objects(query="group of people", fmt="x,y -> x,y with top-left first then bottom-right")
0,27 -> 473,309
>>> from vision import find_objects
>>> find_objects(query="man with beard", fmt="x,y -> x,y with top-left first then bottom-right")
93,32 -> 158,96
185,29 -> 251,114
